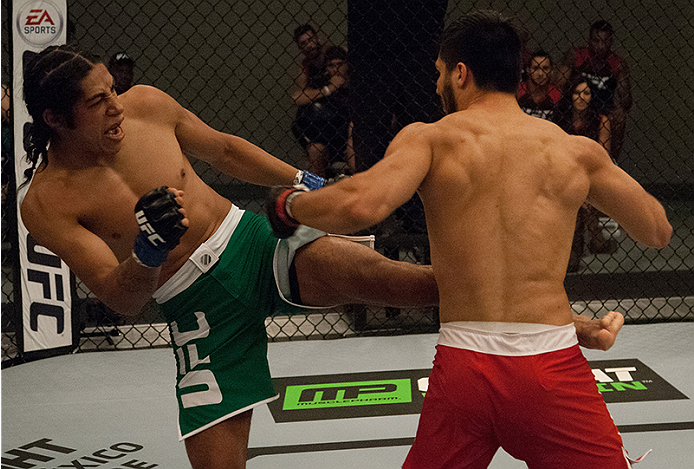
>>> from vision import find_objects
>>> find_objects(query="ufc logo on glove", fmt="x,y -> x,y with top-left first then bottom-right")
136,210 -> 166,247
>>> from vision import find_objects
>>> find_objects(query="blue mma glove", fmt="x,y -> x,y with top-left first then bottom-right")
133,186 -> 188,267
294,169 -> 351,189
294,170 -> 325,191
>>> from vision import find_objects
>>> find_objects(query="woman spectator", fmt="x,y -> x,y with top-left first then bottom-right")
554,77 -> 614,271
554,77 -> 611,151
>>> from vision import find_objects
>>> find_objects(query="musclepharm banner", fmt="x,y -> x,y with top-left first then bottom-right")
268,361 -> 688,423
12,0 -> 72,353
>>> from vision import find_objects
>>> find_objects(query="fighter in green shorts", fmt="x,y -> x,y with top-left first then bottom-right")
153,205 -> 325,439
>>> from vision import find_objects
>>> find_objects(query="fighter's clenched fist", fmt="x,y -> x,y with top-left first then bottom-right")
266,186 -> 307,239
133,186 -> 188,267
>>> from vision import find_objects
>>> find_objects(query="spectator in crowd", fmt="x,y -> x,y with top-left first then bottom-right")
293,24 -> 326,72
517,50 -> 561,121
556,20 -> 631,162
553,78 -> 611,151
291,43 -> 354,177
2,84 -> 12,206
291,24 -> 329,108
2,83 -> 18,262
553,77 -> 614,270
291,25 -> 328,172
108,52 -> 135,95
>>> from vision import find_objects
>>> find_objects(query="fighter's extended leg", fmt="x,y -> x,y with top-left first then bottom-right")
293,235 -> 438,308
293,236 -> 621,351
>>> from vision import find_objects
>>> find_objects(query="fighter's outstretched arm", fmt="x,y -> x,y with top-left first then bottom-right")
581,138 -> 671,248
288,122 -> 433,234
134,85 -> 298,187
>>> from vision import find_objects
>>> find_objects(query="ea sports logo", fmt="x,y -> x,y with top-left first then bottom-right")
16,1 -> 64,46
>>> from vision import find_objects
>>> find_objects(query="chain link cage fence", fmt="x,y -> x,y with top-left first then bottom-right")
2,0 -> 693,366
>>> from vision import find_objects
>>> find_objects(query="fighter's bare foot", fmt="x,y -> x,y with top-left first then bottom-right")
574,311 -> 624,351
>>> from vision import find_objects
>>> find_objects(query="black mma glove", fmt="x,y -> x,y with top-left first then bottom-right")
133,186 -> 188,267
266,186 -> 308,239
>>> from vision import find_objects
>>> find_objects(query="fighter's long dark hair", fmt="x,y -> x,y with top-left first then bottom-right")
22,44 -> 95,184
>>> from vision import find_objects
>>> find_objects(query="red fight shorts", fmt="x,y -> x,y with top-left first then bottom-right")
403,322 -> 631,469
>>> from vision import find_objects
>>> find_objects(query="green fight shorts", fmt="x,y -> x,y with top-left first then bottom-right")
153,206 -> 325,439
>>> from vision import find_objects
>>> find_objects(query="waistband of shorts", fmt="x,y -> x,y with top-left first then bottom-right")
437,321 -> 578,356
153,205 -> 244,304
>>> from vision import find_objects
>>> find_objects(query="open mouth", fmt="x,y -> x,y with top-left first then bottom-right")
105,121 -> 124,139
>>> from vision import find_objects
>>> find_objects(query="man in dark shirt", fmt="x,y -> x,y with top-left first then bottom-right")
557,21 -> 632,161
517,51 -> 561,121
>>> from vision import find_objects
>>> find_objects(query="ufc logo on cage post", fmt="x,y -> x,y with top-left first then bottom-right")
15,1 -> 64,46
19,234 -> 72,352
13,0 -> 69,356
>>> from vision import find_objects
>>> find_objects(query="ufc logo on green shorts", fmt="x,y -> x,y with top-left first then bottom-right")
171,311 -> 222,408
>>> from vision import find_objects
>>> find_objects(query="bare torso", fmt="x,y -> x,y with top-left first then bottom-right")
25,86 -> 231,286
419,102 -> 590,326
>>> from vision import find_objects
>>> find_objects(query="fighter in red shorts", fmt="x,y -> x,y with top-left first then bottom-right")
405,322 -> 631,468
269,11 -> 671,468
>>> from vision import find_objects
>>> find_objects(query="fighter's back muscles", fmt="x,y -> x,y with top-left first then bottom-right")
417,112 -> 587,324
426,114 -> 669,324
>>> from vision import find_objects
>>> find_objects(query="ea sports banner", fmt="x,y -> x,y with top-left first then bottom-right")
12,0 -> 73,355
